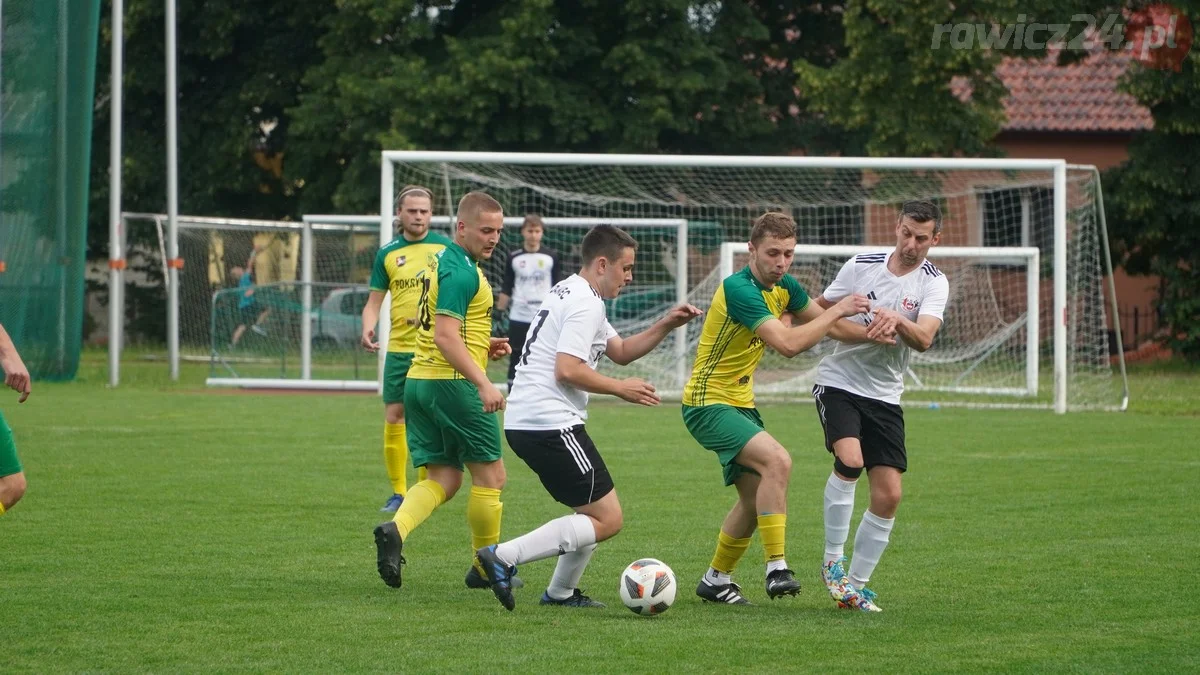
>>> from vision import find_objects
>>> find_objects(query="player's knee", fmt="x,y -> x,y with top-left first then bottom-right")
1,472 -> 26,509
833,457 -> 863,480
764,446 -> 792,478
597,510 -> 623,542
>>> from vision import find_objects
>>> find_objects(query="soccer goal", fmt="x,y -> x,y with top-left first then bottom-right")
201,214 -> 689,391
380,151 -> 1129,412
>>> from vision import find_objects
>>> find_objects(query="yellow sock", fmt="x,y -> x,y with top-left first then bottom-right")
467,486 -> 503,555
384,423 -> 408,496
709,530 -> 753,574
0,501 -> 6,517
757,513 -> 787,563
417,466 -> 428,482
392,479 -> 446,540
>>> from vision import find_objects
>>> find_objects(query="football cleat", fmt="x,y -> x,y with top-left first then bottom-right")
475,545 -> 517,611
539,589 -> 606,608
765,568 -> 801,599
379,493 -> 404,513
695,579 -> 751,605
839,586 -> 883,612
373,521 -> 405,589
465,561 -> 525,590
821,557 -> 856,602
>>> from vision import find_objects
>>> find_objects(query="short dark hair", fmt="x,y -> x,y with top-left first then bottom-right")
749,211 -> 797,246
521,214 -> 545,231
456,191 -> 503,225
581,224 -> 638,265
899,200 -> 942,234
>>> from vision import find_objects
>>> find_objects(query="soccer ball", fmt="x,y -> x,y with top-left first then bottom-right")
618,558 -> 677,616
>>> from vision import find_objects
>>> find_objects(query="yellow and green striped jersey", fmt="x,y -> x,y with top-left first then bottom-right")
408,241 -> 495,380
682,266 -> 810,408
369,231 -> 454,353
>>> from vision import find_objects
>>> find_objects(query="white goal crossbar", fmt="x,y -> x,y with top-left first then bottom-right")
720,243 -> 1041,399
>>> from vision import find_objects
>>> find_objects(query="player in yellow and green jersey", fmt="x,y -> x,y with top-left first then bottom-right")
0,320 -> 32,517
362,186 -> 455,513
373,191 -> 518,593
682,211 -> 882,605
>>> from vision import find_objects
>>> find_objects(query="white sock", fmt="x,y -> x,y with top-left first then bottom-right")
766,559 -> 789,576
546,543 -> 597,600
824,473 -> 857,565
848,510 -> 894,589
703,567 -> 732,586
494,514 -> 596,566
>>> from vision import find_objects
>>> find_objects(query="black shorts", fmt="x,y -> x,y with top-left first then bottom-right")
812,384 -> 907,472
505,425 -> 614,508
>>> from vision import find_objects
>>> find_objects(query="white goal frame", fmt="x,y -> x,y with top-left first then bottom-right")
379,150 -> 1135,413
206,214 -> 689,391
720,243 -> 1041,399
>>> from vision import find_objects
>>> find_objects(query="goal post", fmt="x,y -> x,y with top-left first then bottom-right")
719,243 -> 1041,400
379,150 -> 1128,412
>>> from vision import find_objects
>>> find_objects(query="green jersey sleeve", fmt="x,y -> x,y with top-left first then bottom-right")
723,275 -> 774,332
781,275 -> 811,313
434,260 -> 479,321
369,246 -> 390,292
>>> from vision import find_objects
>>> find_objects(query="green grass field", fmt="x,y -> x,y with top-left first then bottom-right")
3,355 -> 1199,673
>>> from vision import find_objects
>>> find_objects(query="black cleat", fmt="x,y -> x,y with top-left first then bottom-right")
696,579 -> 752,605
465,563 -> 525,590
373,521 -> 405,588
539,589 -> 605,608
475,545 -> 516,611
765,568 -> 801,599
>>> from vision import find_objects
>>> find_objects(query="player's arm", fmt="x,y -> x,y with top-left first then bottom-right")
362,248 -> 391,352
433,267 -> 505,411
360,291 -> 387,352
604,304 -> 703,366
755,294 -> 870,358
794,302 -> 893,345
433,316 -> 491,387
0,322 -> 31,402
867,276 -> 948,352
869,311 -> 942,352
555,354 -> 659,406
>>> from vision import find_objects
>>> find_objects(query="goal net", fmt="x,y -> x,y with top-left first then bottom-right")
382,152 -> 1128,412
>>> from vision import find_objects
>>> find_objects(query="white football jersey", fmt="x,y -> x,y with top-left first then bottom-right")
814,250 -> 950,404
504,274 -> 618,431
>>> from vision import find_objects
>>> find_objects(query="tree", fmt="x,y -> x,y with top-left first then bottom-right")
1105,42 -> 1200,360
88,0 -> 330,340
286,0 -> 853,213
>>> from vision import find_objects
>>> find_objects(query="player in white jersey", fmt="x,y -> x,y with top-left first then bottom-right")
474,224 -> 702,611
497,214 -> 564,390
812,200 -> 950,613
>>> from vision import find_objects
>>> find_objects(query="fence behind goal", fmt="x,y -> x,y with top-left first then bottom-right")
381,151 -> 1129,412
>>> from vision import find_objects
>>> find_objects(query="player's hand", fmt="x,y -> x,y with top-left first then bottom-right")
488,337 -> 511,360
361,328 -> 379,353
661,304 -> 703,329
2,357 -> 31,403
479,383 -> 506,413
867,308 -> 901,343
834,294 -> 872,318
615,378 -> 660,407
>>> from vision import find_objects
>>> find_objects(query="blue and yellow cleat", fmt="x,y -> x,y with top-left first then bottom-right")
821,557 -> 856,603
380,493 -> 404,513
